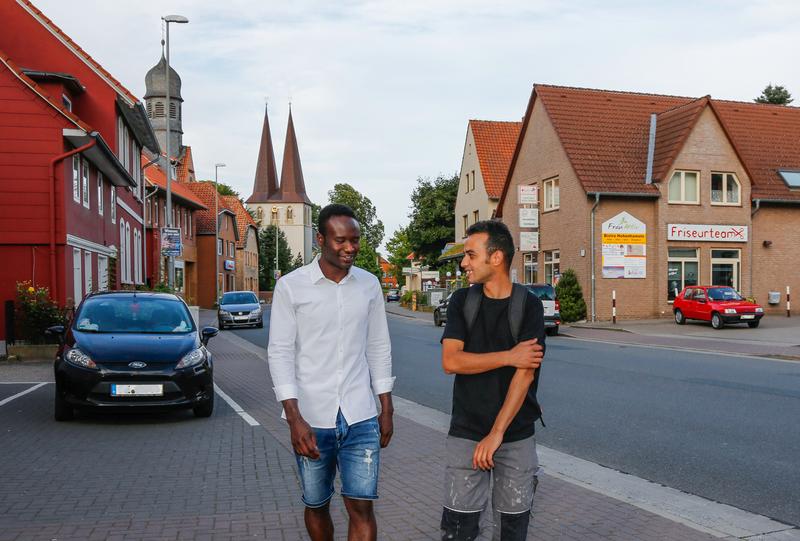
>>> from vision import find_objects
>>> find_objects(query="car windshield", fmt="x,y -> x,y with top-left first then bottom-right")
221,292 -> 258,305
388,290 -> 398,295
74,296 -> 195,334
527,285 -> 556,301
707,287 -> 743,301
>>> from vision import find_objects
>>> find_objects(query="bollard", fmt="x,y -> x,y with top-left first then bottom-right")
612,290 -> 617,325
788,286 -> 792,318
412,291 -> 417,312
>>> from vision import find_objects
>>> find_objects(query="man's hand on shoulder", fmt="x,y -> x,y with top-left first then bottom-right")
506,338 -> 543,370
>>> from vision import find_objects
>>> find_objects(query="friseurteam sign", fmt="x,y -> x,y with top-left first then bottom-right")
667,224 -> 748,242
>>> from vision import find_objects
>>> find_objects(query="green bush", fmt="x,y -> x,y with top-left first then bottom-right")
401,291 -> 414,304
14,281 -> 66,344
555,269 -> 587,323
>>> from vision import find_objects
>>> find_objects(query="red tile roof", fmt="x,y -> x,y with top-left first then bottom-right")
186,182 -> 236,235
498,84 -> 800,211
221,195 -> 258,248
18,0 -> 140,104
143,157 -> 206,210
469,120 -> 522,199
176,146 -> 194,183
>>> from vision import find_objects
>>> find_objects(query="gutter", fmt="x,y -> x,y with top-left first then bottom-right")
590,193 -> 601,322
49,139 -> 97,303
750,199 -> 761,298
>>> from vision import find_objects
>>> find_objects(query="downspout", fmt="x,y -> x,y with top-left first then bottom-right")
590,193 -> 600,322
141,158 -> 160,288
750,199 -> 760,297
49,138 -> 97,303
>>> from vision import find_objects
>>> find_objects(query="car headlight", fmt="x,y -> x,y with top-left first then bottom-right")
219,310 -> 230,316
64,348 -> 97,369
755,307 -> 764,313
250,308 -> 262,316
176,347 -> 207,369
724,308 -> 737,314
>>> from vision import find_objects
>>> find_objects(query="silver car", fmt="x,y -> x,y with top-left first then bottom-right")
218,291 -> 264,329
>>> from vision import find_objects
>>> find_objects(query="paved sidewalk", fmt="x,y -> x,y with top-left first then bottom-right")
206,319 -> 799,540
384,302 -> 435,322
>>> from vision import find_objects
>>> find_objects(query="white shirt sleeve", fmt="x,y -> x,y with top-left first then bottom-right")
365,277 -> 395,395
267,278 -> 299,402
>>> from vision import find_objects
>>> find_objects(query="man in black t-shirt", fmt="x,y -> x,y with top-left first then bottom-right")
440,220 -> 545,541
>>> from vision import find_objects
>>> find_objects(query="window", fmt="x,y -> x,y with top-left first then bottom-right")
110,187 -> 116,223
667,248 -> 699,300
72,155 -> 80,202
146,101 -> 152,117
711,249 -> 740,291
169,102 -> 177,119
667,170 -> 699,204
155,102 -> 165,117
470,170 -> 476,192
133,229 -> 140,284
117,117 -> 124,160
711,173 -> 740,205
84,251 -> 92,293
544,250 -> 560,285
187,212 -> 192,238
543,178 -> 559,211
73,248 -> 82,302
462,215 -> 469,237
119,221 -> 126,283
778,170 -> 800,188
287,206 -> 294,223
524,252 -> 538,284
98,255 -> 109,291
473,210 -> 479,224
125,222 -> 131,284
153,199 -> 158,227
97,173 -> 104,216
464,173 -> 470,194
62,94 -> 72,111
229,241 -> 235,257
217,238 -> 223,256
81,159 -> 90,208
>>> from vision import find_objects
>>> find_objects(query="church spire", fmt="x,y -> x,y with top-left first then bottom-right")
246,103 -> 279,203
273,108 -> 311,204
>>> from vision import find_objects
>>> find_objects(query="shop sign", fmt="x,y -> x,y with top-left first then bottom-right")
519,232 -> 539,252
667,224 -> 748,242
519,208 -> 539,228
224,260 -> 235,271
602,212 -> 646,279
402,267 -> 415,275
421,270 -> 440,280
518,185 -> 538,204
160,227 -> 182,257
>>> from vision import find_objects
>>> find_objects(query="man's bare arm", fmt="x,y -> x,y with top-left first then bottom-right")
442,338 -> 543,375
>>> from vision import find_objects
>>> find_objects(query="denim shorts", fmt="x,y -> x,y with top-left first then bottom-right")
295,411 -> 381,507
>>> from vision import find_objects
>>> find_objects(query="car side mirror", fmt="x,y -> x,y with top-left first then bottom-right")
201,326 -> 219,345
46,325 -> 66,345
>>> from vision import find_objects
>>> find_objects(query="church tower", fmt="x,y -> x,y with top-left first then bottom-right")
143,51 -> 184,156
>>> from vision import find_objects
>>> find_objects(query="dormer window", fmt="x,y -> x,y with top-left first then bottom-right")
711,173 -> 740,205
668,170 -> 699,204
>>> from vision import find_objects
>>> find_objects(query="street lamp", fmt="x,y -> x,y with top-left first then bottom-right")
162,13 -> 189,289
214,163 -> 226,304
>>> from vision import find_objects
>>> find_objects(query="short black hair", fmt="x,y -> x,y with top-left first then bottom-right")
318,204 -> 357,236
466,219 -> 515,269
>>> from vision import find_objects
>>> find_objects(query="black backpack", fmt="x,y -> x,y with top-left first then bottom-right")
463,283 -> 529,343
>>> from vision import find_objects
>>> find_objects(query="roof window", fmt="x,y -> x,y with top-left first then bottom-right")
778,170 -> 800,189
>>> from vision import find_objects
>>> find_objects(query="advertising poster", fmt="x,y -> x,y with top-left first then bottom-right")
601,212 -> 646,279
518,185 -> 538,204
160,227 -> 182,257
519,231 -> 539,252
519,208 -> 539,228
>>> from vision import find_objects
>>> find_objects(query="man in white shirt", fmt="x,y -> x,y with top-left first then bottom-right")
268,204 -> 395,541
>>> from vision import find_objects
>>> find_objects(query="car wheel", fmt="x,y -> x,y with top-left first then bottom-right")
193,391 -> 214,418
546,327 -> 559,336
257,321 -> 264,329
748,320 -> 760,328
54,385 -> 74,422
711,313 -> 724,330
218,320 -> 225,330
674,309 -> 686,325
434,311 -> 442,327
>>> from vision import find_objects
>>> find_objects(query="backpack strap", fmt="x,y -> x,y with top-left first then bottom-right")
508,283 -> 528,344
463,284 -> 483,335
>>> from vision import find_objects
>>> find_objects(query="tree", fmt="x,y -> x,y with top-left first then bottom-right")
215,182 -> 240,197
355,242 -> 382,280
754,84 -> 793,105
327,183 -> 384,249
258,225 -> 292,290
291,252 -> 304,271
386,226 -> 412,282
555,269 -> 587,323
406,173 -> 459,266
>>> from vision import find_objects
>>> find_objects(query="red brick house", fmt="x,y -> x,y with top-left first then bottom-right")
221,196 -> 259,294
0,1 -> 159,349
379,256 -> 398,289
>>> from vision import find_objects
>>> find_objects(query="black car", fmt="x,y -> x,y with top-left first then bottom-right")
218,291 -> 264,329
433,292 -> 453,327
386,289 -> 401,302
48,292 -> 218,421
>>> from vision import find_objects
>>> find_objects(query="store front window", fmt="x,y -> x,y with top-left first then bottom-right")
711,249 -> 740,291
524,253 -> 537,284
667,248 -> 698,300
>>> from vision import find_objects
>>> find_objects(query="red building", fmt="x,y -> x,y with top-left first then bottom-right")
379,256 -> 398,289
0,1 -> 159,349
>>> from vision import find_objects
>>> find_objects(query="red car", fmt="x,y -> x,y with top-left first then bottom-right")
673,286 -> 764,329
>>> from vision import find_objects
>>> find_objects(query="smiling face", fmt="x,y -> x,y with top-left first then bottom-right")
318,215 -> 361,272
461,232 -> 504,284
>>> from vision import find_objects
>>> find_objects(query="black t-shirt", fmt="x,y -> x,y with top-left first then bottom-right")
441,287 -> 546,443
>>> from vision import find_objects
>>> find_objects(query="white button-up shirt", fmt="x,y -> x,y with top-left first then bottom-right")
267,257 -> 395,428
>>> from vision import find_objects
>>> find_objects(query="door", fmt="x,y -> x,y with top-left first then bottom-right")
694,288 -> 712,321
73,248 -> 82,303
711,249 -> 740,291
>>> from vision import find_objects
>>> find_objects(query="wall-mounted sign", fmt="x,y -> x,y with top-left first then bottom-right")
160,227 -> 182,257
421,270 -> 440,280
519,231 -> 539,252
518,185 -> 538,205
667,224 -> 748,242
402,267 -> 415,275
224,259 -> 235,271
519,208 -> 539,228
602,212 -> 646,279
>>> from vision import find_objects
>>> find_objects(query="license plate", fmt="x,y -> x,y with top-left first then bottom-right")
543,306 -> 555,316
235,316 -> 248,321
111,384 -> 163,396
740,314 -> 755,320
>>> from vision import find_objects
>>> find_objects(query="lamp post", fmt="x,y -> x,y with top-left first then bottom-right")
214,163 -> 226,304
162,14 -> 189,289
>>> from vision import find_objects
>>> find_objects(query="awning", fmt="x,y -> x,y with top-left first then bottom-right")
63,129 -> 136,188
438,242 -> 465,262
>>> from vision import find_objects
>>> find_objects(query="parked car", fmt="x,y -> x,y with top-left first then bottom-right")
218,291 -> 264,329
48,292 -> 218,421
527,283 -> 561,336
433,292 -> 453,327
673,286 -> 764,329
386,289 -> 401,302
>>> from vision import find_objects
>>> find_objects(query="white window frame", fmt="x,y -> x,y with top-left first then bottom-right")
710,248 -> 741,291
73,248 -> 82,302
72,155 -> 80,203
217,238 -> 223,256
524,252 -> 537,284
62,94 -> 72,112
667,248 -> 699,301
710,172 -> 741,206
544,250 -> 560,285
81,159 -> 90,208
84,251 -> 92,294
125,222 -> 132,284
667,170 -> 700,204
110,187 -> 117,224
462,215 -> 468,238
119,221 -> 127,283
97,172 -> 104,216
543,178 -> 559,211
98,255 -> 109,291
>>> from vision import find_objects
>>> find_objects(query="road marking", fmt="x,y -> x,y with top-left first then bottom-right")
0,382 -> 53,385
213,383 -> 259,427
392,395 -> 799,539
0,382 -> 49,407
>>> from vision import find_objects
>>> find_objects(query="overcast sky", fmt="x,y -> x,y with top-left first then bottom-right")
34,0 -> 800,250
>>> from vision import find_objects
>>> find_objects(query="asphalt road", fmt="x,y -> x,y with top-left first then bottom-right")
233,305 -> 800,527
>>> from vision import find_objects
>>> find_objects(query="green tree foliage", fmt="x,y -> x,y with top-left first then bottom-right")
406,173 -> 459,266
327,183 -> 384,249
555,269 -> 587,323
754,84 -> 793,105
386,226 -> 413,282
355,242 -> 382,280
291,252 -> 304,271
259,225 -> 293,290
215,183 -> 240,197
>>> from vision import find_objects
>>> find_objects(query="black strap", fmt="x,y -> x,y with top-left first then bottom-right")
463,283 -> 528,344
463,284 -> 483,338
